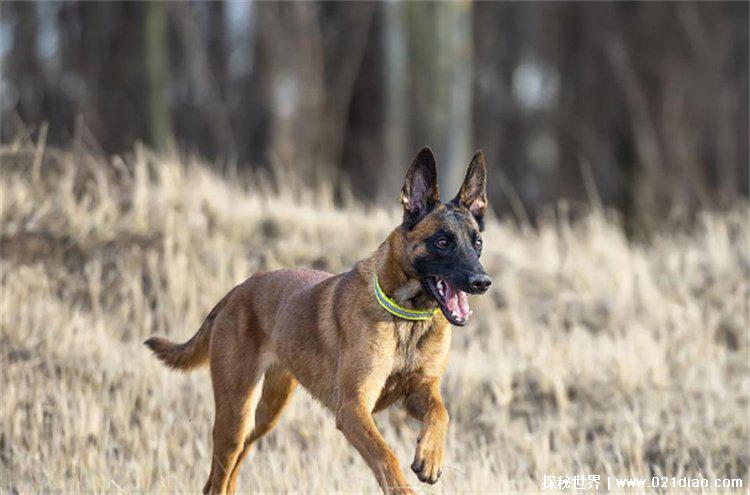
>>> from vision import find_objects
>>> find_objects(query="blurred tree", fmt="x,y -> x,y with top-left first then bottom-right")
172,2 -> 236,161
382,0 -> 408,201
407,1 -> 473,197
144,1 -> 171,151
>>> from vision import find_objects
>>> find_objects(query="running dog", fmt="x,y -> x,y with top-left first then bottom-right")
146,147 -> 491,494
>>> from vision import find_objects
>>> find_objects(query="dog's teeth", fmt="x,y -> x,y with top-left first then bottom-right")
436,279 -> 445,296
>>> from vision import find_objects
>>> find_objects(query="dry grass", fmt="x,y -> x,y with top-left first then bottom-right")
1,144 -> 748,493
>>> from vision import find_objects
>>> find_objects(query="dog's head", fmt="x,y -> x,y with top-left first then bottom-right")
399,147 -> 491,326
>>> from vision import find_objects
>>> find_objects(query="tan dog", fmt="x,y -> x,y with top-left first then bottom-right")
146,148 -> 491,494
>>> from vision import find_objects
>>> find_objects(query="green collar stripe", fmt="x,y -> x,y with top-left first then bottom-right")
373,273 -> 437,321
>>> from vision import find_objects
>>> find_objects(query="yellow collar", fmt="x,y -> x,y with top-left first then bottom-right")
372,273 -> 438,321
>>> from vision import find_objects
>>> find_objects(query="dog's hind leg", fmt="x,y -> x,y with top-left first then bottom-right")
226,365 -> 298,494
202,298 -> 269,495
203,360 -> 264,495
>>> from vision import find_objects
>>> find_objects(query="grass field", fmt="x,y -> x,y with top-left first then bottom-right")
1,143 -> 748,493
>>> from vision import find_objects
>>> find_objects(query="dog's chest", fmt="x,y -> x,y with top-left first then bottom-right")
373,323 -> 433,410
373,320 -> 449,412
391,319 -> 433,370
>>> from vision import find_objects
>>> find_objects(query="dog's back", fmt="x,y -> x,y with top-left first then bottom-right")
145,268 -> 334,372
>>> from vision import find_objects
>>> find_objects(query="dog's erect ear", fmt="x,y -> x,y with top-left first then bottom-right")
453,150 -> 488,230
400,147 -> 440,228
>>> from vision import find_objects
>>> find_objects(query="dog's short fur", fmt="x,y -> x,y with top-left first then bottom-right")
146,148 -> 491,494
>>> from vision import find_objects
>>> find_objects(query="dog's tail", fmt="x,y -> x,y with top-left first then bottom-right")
144,288 -> 235,371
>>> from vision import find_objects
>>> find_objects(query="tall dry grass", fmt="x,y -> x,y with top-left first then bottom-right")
1,144 -> 748,493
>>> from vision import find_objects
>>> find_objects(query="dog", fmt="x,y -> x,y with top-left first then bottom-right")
145,147 -> 491,494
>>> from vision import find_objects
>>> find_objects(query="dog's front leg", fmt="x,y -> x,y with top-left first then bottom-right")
335,347 -> 414,494
404,377 -> 449,485
336,401 -> 415,494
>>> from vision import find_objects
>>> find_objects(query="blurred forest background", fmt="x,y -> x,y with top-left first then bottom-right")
2,1 -> 748,226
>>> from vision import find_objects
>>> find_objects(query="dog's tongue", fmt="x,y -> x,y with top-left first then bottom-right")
457,290 -> 470,316
444,281 -> 471,320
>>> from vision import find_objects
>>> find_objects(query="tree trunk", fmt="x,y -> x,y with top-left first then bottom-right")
144,1 -> 171,151
407,1 -> 472,198
381,0 -> 409,200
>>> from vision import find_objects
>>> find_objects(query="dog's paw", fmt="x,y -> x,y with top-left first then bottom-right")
411,432 -> 444,484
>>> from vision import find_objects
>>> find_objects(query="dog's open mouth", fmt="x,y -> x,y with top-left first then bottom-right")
426,276 -> 472,326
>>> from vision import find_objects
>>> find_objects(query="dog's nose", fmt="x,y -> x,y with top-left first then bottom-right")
468,273 -> 492,293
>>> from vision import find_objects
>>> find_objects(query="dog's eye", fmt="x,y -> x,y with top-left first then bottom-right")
474,237 -> 483,250
435,237 -> 450,249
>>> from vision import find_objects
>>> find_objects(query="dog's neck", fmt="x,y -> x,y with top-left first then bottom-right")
366,229 -> 435,310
